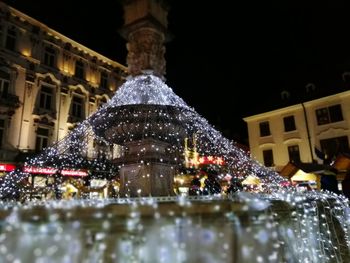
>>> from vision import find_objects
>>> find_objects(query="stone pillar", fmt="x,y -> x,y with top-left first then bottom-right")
120,0 -> 169,77
118,138 -> 175,197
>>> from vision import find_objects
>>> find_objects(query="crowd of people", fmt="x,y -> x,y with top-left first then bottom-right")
188,168 -> 244,196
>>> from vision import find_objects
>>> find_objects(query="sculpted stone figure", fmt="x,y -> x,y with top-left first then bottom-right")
126,29 -> 166,76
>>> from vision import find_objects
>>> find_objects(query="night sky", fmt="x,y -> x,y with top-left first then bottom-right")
3,0 -> 350,144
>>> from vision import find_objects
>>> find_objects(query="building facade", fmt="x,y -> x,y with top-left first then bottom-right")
244,90 -> 350,172
0,2 -> 127,171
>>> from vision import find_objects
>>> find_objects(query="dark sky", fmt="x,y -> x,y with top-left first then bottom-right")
4,0 -> 350,144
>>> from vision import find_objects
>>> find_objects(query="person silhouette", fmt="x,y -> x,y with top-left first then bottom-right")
189,177 -> 202,196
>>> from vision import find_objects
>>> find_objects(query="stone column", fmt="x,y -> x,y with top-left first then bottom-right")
120,0 -> 169,77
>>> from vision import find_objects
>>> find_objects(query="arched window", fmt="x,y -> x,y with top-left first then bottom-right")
305,83 -> 316,93
280,90 -> 290,100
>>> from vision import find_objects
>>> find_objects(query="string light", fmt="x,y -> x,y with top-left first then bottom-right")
0,73 -> 348,262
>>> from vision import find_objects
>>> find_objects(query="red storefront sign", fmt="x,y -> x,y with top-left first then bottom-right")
198,156 -> 225,165
0,164 -> 16,172
23,167 -> 56,175
61,169 -> 88,177
23,166 -> 88,177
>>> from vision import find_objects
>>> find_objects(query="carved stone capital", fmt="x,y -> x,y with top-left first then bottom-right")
126,28 -> 166,77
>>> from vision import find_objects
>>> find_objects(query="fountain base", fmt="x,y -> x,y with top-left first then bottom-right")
1,194 -> 349,263
116,138 -> 177,197
119,163 -> 175,197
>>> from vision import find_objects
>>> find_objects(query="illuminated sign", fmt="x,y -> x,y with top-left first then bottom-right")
185,152 -> 225,168
0,164 -> 16,172
198,156 -> 225,165
23,166 -> 88,177
23,167 -> 56,174
61,170 -> 88,177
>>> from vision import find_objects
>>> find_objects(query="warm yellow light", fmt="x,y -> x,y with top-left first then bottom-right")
178,187 -> 189,194
59,65 -> 73,76
200,176 -> 207,188
291,170 -> 317,182
21,49 -> 31,57
109,84 -> 116,91
87,73 -> 97,84
242,175 -> 261,185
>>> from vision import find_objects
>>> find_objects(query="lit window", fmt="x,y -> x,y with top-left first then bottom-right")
71,96 -> 84,118
35,127 -> 49,152
259,121 -> 271,137
288,145 -> 300,163
263,149 -> 274,167
0,119 -> 5,148
75,60 -> 85,79
43,47 -> 56,67
316,104 -> 343,125
283,115 -> 296,132
5,28 -> 16,51
39,86 -> 53,110
100,71 -> 108,89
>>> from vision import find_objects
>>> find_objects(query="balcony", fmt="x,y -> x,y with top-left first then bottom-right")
0,92 -> 20,109
0,93 -> 20,116
32,107 -> 57,120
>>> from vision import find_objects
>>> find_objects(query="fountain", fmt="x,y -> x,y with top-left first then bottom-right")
90,77 -> 190,197
0,0 -> 349,262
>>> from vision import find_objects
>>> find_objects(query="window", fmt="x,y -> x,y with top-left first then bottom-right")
328,105 -> 343,123
71,96 -> 84,118
43,47 -> 56,67
0,71 -> 10,98
75,60 -> 84,79
35,127 -> 49,152
100,71 -> 108,89
259,121 -> 271,137
283,115 -> 296,132
320,136 -> 349,161
5,28 -> 16,51
0,119 -> 5,148
316,104 -> 343,125
288,145 -> 300,163
39,86 -> 53,110
263,149 -> 274,167
316,108 -> 328,125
